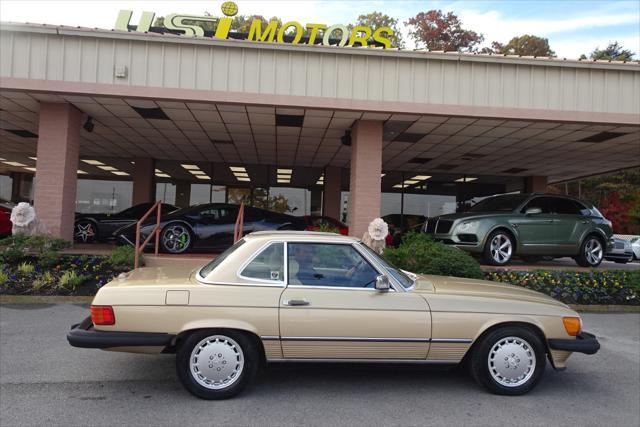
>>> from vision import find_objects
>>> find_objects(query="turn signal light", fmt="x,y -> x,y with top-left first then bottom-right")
91,305 -> 115,325
562,317 -> 582,336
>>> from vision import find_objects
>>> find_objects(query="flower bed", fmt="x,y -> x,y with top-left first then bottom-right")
485,270 -> 640,305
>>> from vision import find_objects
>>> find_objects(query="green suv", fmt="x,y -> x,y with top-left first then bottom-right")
423,193 -> 613,267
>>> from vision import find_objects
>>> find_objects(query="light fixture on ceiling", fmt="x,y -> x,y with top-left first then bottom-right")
98,165 -> 117,171
411,175 -> 432,180
196,175 -> 211,180
230,166 -> 250,182
23,167 -> 36,172
29,156 -> 37,160
230,166 -> 246,172
189,170 -> 206,175
77,170 -> 88,175
156,173 -> 171,178
2,161 -> 27,167
81,159 -> 105,166
455,177 -> 478,182
83,116 -> 94,133
111,171 -> 129,176
181,164 -> 200,170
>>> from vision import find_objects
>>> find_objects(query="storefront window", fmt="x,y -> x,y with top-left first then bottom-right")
0,175 -> 12,202
156,183 -> 176,205
269,187 -> 310,216
190,184 -> 212,205
76,179 -> 132,214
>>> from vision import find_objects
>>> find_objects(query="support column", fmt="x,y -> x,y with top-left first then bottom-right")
347,120 -> 383,238
175,181 -> 191,208
33,103 -> 81,241
525,176 -> 548,193
322,166 -> 342,220
131,157 -> 155,205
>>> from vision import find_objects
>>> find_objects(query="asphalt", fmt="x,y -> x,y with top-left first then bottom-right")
0,304 -> 638,427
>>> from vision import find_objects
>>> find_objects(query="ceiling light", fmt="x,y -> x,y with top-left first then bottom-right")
196,175 -> 211,180
393,184 -> 405,188
403,180 -> 418,185
277,168 -> 292,174
230,166 -> 246,172
455,177 -> 478,182
29,156 -> 37,160
111,171 -> 129,176
2,161 -> 27,167
277,179 -> 290,184
277,174 -> 291,179
316,180 -> 323,185
189,170 -> 206,175
0,158 -> 5,161
155,173 -> 171,178
81,159 -> 104,165
77,170 -> 88,175
234,172 -> 249,177
155,169 -> 162,173
380,174 -> 385,178
181,164 -> 200,170
23,167 -> 36,172
98,165 -> 117,171
412,175 -> 431,180
237,177 -> 251,182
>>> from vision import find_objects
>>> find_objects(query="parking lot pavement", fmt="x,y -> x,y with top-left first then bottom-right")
1,304 -> 638,427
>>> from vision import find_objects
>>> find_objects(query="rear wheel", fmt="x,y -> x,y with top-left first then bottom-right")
483,231 -> 514,266
176,330 -> 258,399
160,223 -> 193,254
74,220 -> 97,243
470,326 -> 545,395
575,235 -> 604,267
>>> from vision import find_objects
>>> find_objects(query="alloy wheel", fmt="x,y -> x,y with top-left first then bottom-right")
487,336 -> 536,387
490,234 -> 512,264
190,335 -> 245,390
584,238 -> 603,266
75,222 -> 96,243
162,224 -> 191,253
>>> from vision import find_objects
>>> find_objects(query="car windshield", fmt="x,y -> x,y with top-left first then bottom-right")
357,243 -> 414,289
468,194 -> 529,213
199,239 -> 246,278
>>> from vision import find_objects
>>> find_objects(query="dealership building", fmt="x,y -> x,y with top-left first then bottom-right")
0,12 -> 639,241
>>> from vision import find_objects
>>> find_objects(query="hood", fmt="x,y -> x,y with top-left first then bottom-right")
103,266 -> 199,288
413,274 -> 567,308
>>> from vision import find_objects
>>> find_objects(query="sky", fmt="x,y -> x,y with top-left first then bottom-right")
0,0 -> 638,59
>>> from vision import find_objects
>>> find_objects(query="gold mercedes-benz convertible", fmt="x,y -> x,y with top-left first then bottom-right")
68,231 -> 599,399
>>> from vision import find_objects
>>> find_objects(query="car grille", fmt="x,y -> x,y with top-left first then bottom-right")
436,219 -> 453,234
613,241 -> 624,249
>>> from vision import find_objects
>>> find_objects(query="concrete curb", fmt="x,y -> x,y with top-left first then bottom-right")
1,295 -> 638,312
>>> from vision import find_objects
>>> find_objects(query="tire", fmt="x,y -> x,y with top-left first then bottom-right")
74,220 -> 98,243
470,326 -> 546,395
483,230 -> 515,266
575,235 -> 604,267
160,222 -> 193,254
176,330 -> 259,400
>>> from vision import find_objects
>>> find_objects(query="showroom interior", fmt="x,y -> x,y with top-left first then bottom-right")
0,21 -> 638,241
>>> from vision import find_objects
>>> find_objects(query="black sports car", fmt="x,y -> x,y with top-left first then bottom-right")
114,203 -> 306,253
74,202 -> 179,243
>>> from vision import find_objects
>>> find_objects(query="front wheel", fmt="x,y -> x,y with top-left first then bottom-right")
176,330 -> 258,399
575,236 -> 604,267
160,223 -> 193,254
74,220 -> 97,243
483,231 -> 515,266
470,326 -> 546,395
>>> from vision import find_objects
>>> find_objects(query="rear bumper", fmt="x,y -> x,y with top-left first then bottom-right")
548,332 -> 600,355
67,316 -> 174,349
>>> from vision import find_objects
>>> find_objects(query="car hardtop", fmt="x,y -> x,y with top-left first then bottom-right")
244,230 -> 358,243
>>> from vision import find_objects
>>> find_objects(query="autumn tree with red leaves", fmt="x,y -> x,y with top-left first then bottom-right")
405,10 -> 483,52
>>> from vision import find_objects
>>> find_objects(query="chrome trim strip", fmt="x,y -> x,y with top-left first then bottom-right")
260,336 -> 280,341
431,338 -> 473,344
280,336 -> 430,343
285,284 -> 396,292
267,358 -> 457,364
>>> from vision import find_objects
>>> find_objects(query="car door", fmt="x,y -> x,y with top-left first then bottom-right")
512,196 -> 556,253
193,206 -> 239,250
550,197 -> 592,255
279,242 -> 431,360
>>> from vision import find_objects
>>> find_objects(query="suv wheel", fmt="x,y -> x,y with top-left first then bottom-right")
470,326 -> 546,395
176,330 -> 259,399
483,231 -> 514,266
575,236 -> 604,267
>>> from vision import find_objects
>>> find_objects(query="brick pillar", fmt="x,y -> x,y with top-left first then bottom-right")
132,158 -> 155,205
525,176 -> 548,193
33,103 -> 81,241
175,181 -> 191,208
347,120 -> 382,238
322,166 -> 342,220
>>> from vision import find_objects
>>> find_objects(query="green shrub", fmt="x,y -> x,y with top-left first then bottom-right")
109,245 -> 141,270
32,271 -> 55,291
0,270 -> 7,286
39,250 -> 62,269
383,232 -> 484,279
0,235 -> 70,264
17,262 -> 35,274
485,270 -> 640,305
316,223 -> 340,234
58,270 -> 87,290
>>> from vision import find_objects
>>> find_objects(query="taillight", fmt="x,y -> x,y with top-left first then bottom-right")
91,305 -> 115,325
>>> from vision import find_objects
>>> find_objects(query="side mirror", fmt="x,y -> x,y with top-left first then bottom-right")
375,274 -> 390,292
525,207 -> 542,215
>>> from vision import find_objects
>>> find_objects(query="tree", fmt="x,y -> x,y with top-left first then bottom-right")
589,42 -> 635,61
405,10 -> 483,52
348,11 -> 404,48
488,35 -> 555,57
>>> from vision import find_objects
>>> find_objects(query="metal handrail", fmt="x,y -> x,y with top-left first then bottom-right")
233,201 -> 245,243
134,200 -> 162,269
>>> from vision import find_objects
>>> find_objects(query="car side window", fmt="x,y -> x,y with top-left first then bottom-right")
522,197 -> 553,214
552,198 -> 583,215
200,207 -> 238,221
287,243 -> 378,288
240,242 -> 284,282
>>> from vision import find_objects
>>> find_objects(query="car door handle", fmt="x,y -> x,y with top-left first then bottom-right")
283,299 -> 310,306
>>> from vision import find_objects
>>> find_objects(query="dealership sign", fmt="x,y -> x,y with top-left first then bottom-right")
115,1 -> 395,48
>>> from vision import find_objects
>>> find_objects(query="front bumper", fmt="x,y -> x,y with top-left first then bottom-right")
548,332 -> 600,355
67,316 -> 174,349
